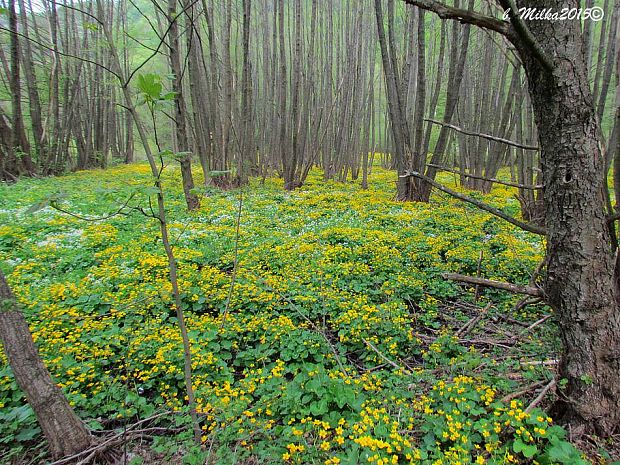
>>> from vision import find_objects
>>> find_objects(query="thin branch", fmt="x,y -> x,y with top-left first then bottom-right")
500,380 -> 546,403
123,0 -> 201,87
50,194 -> 137,221
401,0 -> 554,72
55,1 -> 104,25
455,302 -> 491,337
424,119 -> 539,151
49,411 -> 173,465
401,170 -> 547,235
363,338 -> 412,374
263,283 -> 350,378
607,211 -> 620,223
443,272 -> 543,297
0,26 -> 123,81
525,379 -> 556,413
428,163 -> 543,189
402,0 -> 512,37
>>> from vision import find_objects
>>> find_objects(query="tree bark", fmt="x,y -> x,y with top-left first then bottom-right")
513,0 -> 620,435
402,0 -> 620,435
0,271 -> 93,459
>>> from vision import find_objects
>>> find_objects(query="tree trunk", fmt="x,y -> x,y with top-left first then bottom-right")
7,0 -> 33,175
375,0 -> 414,200
0,271 -> 93,458
168,0 -> 199,210
237,0 -> 253,187
516,0 -> 620,435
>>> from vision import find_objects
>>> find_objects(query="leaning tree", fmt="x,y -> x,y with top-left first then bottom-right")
0,271 -> 93,458
399,0 -> 620,436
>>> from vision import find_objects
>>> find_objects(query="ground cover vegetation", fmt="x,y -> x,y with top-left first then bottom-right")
1,0 -> 619,461
0,163 -> 595,464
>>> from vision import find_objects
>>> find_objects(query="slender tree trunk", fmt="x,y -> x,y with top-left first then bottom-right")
419,0 -> 472,201
7,0 -> 33,174
237,0 -> 253,186
168,0 -> 199,210
17,0 -> 46,164
97,0 -> 202,443
375,0 -> 413,200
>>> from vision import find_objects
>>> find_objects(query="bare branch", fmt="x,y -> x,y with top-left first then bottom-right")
401,0 -> 554,72
363,338 -> 412,374
424,119 -> 539,151
123,0 -> 201,87
49,194 -> 137,221
401,170 -> 547,235
427,163 -> 543,189
0,26 -> 123,81
443,272 -> 543,297
525,379 -> 556,413
402,0 -> 512,37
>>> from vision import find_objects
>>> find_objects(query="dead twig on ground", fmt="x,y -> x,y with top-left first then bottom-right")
525,379 -> 556,413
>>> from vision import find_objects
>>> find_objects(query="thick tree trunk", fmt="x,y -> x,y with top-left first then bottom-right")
401,0 -> 620,435
0,271 -> 93,458
517,0 -> 620,435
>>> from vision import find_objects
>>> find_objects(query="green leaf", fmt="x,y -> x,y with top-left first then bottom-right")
83,21 -> 99,31
546,439 -> 578,463
310,398 -> 328,415
174,151 -> 193,161
14,426 -> 40,442
513,438 -> 538,458
136,185 -> 161,196
136,73 -> 163,100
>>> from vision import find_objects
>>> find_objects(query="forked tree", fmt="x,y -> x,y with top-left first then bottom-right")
400,0 -> 620,435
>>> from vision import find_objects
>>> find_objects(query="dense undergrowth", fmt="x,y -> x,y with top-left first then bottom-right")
0,164 -> 593,464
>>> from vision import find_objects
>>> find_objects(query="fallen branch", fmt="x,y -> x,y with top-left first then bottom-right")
455,303 -> 491,337
443,273 -> 543,297
521,314 -> 552,333
424,119 -> 539,151
363,338 -> 412,374
500,381 -> 546,403
49,411 -> 173,465
401,171 -> 547,235
525,379 -> 556,413
459,338 -> 516,349
520,359 -> 558,367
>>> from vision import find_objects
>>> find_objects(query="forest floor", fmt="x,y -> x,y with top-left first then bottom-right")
0,163 -> 614,464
